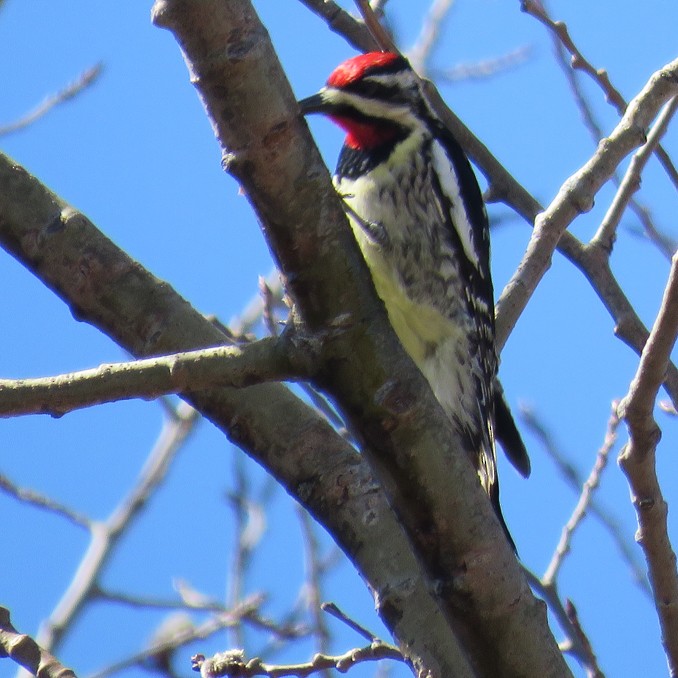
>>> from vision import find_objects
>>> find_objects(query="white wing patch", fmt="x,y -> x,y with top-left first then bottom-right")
431,140 -> 481,272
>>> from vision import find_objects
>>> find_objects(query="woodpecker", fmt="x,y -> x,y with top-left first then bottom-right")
299,52 -> 529,546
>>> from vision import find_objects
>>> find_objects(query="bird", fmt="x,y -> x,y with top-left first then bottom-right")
299,51 -> 530,547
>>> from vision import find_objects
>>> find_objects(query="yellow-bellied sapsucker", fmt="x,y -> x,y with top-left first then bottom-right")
300,52 -> 530,546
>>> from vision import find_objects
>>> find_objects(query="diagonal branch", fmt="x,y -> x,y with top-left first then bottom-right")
618,253 -> 678,674
0,149 -> 473,678
0,607 -> 77,678
520,0 -> 678,192
495,56 -> 678,350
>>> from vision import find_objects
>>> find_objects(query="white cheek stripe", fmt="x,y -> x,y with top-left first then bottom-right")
431,140 -> 481,271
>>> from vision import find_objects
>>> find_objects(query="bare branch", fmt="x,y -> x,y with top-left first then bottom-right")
543,408 -> 620,586
433,46 -> 531,83
618,252 -> 678,673
592,97 -> 678,250
0,607 -> 77,678
495,56 -> 678,350
297,0 -> 378,53
36,411 -> 197,653
191,641 -> 404,678
407,0 -> 456,73
520,405 -> 650,596
564,600 -> 604,678
0,335 -> 316,419
520,0 -> 678,192
354,0 -> 398,53
0,475 -> 91,529
0,64 -> 102,137
89,599 -> 263,678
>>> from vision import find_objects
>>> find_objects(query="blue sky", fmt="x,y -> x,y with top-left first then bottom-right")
2,2 -> 678,677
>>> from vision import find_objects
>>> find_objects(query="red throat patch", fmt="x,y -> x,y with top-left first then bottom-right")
329,114 -> 400,150
327,52 -> 401,89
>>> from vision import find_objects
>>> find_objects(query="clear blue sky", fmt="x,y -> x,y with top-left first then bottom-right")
1,2 -> 677,677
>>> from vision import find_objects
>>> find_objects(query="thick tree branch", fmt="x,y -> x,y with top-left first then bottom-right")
618,253 -> 678,674
150,2 -> 570,676
0,607 -> 76,678
0,335 -> 315,418
0,150 -> 472,677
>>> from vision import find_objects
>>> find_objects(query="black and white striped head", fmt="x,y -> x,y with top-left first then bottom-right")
299,52 -> 431,151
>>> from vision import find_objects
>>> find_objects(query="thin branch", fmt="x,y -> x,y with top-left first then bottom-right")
192,641 -> 404,678
228,268 -> 285,338
564,600 -> 604,678
433,45 -> 531,83
407,0 -> 456,74
0,334 -> 316,418
592,97 -> 678,250
495,55 -> 678,351
520,0 -> 678,192
297,509 -> 331,678
520,405 -> 650,596
35,410 -> 198,654
0,474 -> 91,529
89,600 -> 262,678
0,64 -> 102,137
296,0 -> 378,53
543,408 -> 620,586
523,573 -> 603,676
546,17 -> 676,259
354,0 -> 398,53
618,252 -> 678,674
321,603 -> 377,644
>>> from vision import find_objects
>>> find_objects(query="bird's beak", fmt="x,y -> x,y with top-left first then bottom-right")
298,90 -> 329,116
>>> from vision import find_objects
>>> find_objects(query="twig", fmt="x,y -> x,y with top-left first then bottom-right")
564,600 -> 604,678
433,45 -> 531,82
33,409 -> 198,654
321,602 -> 377,643
592,97 -> 678,250
520,0 -> 678,192
407,0 -> 456,74
524,572 -> 603,676
618,252 -> 678,674
520,405 -> 651,596
192,640 -> 404,678
543,407 -> 620,586
225,453 -> 265,649
0,64 -> 102,137
354,0 -> 398,53
298,509 -> 331,678
0,475 -> 91,529
89,600 -> 262,678
546,18 -> 675,259
296,0 -> 378,53
229,269 -> 286,338
495,55 -> 678,350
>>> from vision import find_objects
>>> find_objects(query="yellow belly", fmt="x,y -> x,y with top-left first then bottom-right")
353,226 -> 465,371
